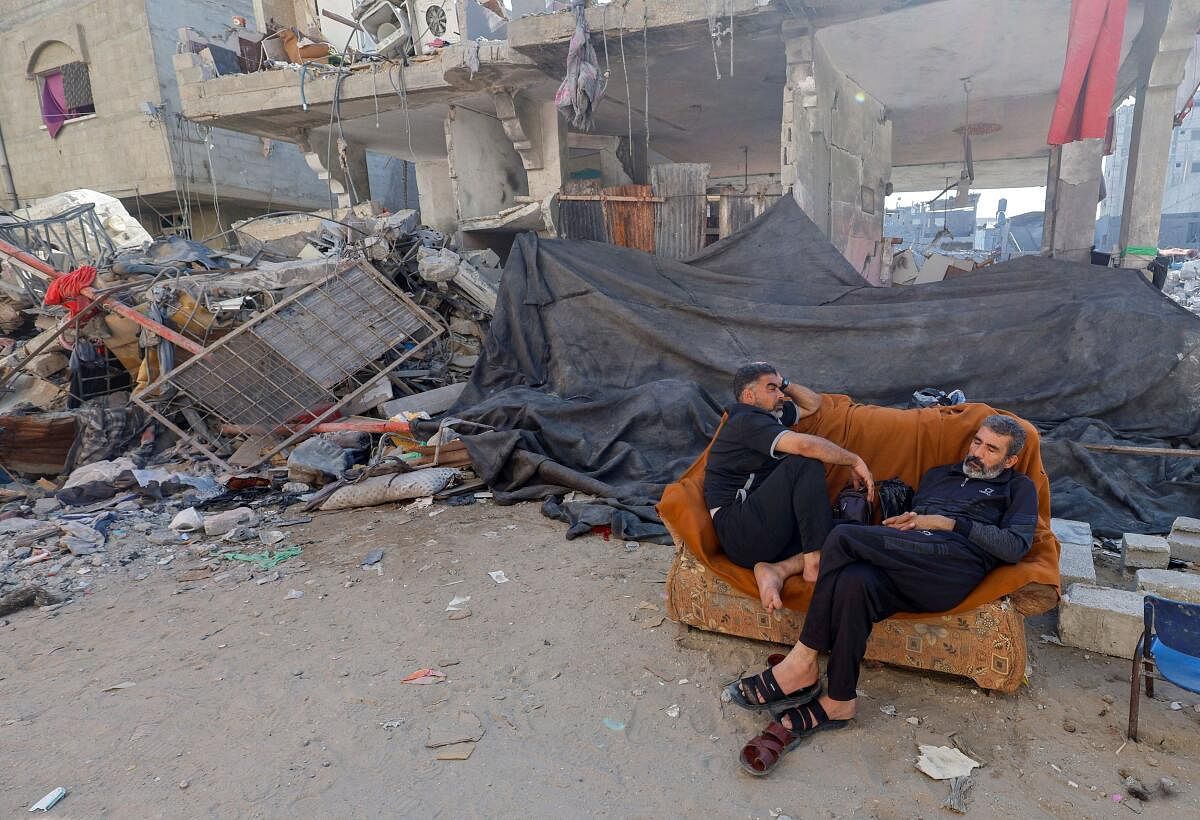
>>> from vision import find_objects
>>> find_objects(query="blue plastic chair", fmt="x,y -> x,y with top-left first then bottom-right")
1128,594 -> 1200,741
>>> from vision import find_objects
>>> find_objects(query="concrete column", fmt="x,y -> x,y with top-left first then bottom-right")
414,160 -> 456,233
781,24 -> 828,234
339,142 -> 372,206
782,22 -> 891,284
1117,0 -> 1200,267
1041,138 -> 1103,262
512,94 -> 567,201
1117,85 -> 1178,265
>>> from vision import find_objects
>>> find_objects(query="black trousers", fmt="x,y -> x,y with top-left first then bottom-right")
799,524 -> 992,701
714,455 -> 832,568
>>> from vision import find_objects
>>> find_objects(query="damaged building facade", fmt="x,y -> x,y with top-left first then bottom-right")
0,0 -> 419,238
172,0 -> 1200,282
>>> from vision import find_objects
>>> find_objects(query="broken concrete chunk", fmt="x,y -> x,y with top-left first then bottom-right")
1167,517 -> 1200,563
1121,533 -> 1170,569
425,711 -> 484,748
1136,568 -> 1200,604
1059,538 -> 1097,587
203,506 -> 259,537
1057,584 -> 1146,659
380,382 -> 466,419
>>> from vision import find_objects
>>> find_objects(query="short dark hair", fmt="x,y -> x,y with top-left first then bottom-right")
732,361 -> 779,400
981,414 -> 1027,458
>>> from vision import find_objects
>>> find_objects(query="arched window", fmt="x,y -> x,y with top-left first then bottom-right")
28,40 -> 95,137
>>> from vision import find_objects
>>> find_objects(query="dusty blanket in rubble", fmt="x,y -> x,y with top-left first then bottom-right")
451,197 -> 1200,539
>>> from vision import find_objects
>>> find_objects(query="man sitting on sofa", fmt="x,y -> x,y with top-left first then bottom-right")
705,362 -> 875,611
728,414 -> 1039,776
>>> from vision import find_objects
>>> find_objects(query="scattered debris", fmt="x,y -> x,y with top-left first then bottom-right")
488,570 -> 509,584
916,745 -> 981,780
360,549 -> 384,567
101,681 -> 136,693
425,711 -> 485,748
445,595 -> 470,612
28,786 -> 67,812
402,668 -> 446,685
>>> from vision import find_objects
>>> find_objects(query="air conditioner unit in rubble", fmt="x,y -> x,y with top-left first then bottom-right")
412,1 -> 461,51
354,1 -> 459,57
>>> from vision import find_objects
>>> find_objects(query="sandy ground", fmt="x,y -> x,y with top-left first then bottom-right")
2,500 -> 1199,818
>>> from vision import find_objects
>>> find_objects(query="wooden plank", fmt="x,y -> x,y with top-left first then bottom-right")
1080,443 -> 1200,458
651,163 -> 709,260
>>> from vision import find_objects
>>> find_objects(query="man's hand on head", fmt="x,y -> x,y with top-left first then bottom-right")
883,512 -> 955,532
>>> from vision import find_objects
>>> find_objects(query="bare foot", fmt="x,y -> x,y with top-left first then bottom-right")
802,551 -> 821,584
752,562 -> 788,612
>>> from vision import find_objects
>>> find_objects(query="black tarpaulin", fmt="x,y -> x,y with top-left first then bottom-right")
448,197 -> 1200,538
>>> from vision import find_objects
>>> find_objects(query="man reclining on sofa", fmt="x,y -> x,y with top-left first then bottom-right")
726,414 -> 1038,776
705,362 -> 876,607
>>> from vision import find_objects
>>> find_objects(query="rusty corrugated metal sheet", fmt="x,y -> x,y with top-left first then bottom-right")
602,185 -> 656,253
558,198 -> 608,242
651,163 -> 709,260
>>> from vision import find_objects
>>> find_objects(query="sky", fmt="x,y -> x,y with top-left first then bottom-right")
885,186 -> 1047,221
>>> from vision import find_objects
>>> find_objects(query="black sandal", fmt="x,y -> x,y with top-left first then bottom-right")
723,666 -> 820,713
772,699 -> 852,737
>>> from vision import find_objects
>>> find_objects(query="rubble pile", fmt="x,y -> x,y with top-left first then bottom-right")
0,191 -> 499,610
1165,260 -> 1200,317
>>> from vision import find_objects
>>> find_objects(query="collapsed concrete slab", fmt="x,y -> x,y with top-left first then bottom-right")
1136,568 -> 1200,604
1121,533 -> 1170,569
1058,584 -> 1146,660
1167,516 -> 1200,563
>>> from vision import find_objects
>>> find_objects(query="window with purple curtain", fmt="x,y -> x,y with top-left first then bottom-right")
39,66 -> 95,138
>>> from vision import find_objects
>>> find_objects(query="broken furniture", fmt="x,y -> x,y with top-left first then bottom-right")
657,395 -> 1061,693
131,259 -> 444,471
1128,595 -> 1200,741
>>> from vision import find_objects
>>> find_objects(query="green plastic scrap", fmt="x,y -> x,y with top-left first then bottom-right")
1123,245 -> 1159,256
221,546 -> 302,569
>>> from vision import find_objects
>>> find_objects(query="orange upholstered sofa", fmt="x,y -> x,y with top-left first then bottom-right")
657,395 -> 1061,693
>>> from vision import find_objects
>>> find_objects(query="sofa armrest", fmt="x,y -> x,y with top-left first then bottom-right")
1008,582 -> 1059,616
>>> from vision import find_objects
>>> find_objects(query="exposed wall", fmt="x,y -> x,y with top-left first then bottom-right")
0,0 -> 176,205
145,0 -> 328,211
783,26 -> 892,284
414,159 -> 455,232
444,105 -> 528,221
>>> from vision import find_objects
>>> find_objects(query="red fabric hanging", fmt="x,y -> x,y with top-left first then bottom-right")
1047,0 -> 1128,145
44,264 -> 97,315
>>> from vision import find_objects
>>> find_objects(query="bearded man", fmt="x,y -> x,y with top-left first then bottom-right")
725,414 -> 1038,776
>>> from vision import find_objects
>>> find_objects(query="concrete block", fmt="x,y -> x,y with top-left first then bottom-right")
1121,533 -> 1170,569
1136,569 -> 1200,604
1051,517 -> 1093,546
1057,584 -> 1146,659
1168,516 -> 1200,563
1059,538 -> 1097,587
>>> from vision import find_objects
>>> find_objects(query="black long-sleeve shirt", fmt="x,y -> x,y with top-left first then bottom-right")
911,463 -> 1039,565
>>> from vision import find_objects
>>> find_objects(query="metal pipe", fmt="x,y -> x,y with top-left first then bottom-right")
0,237 -> 204,355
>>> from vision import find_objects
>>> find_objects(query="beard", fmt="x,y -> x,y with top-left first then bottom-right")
962,456 -> 1005,480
